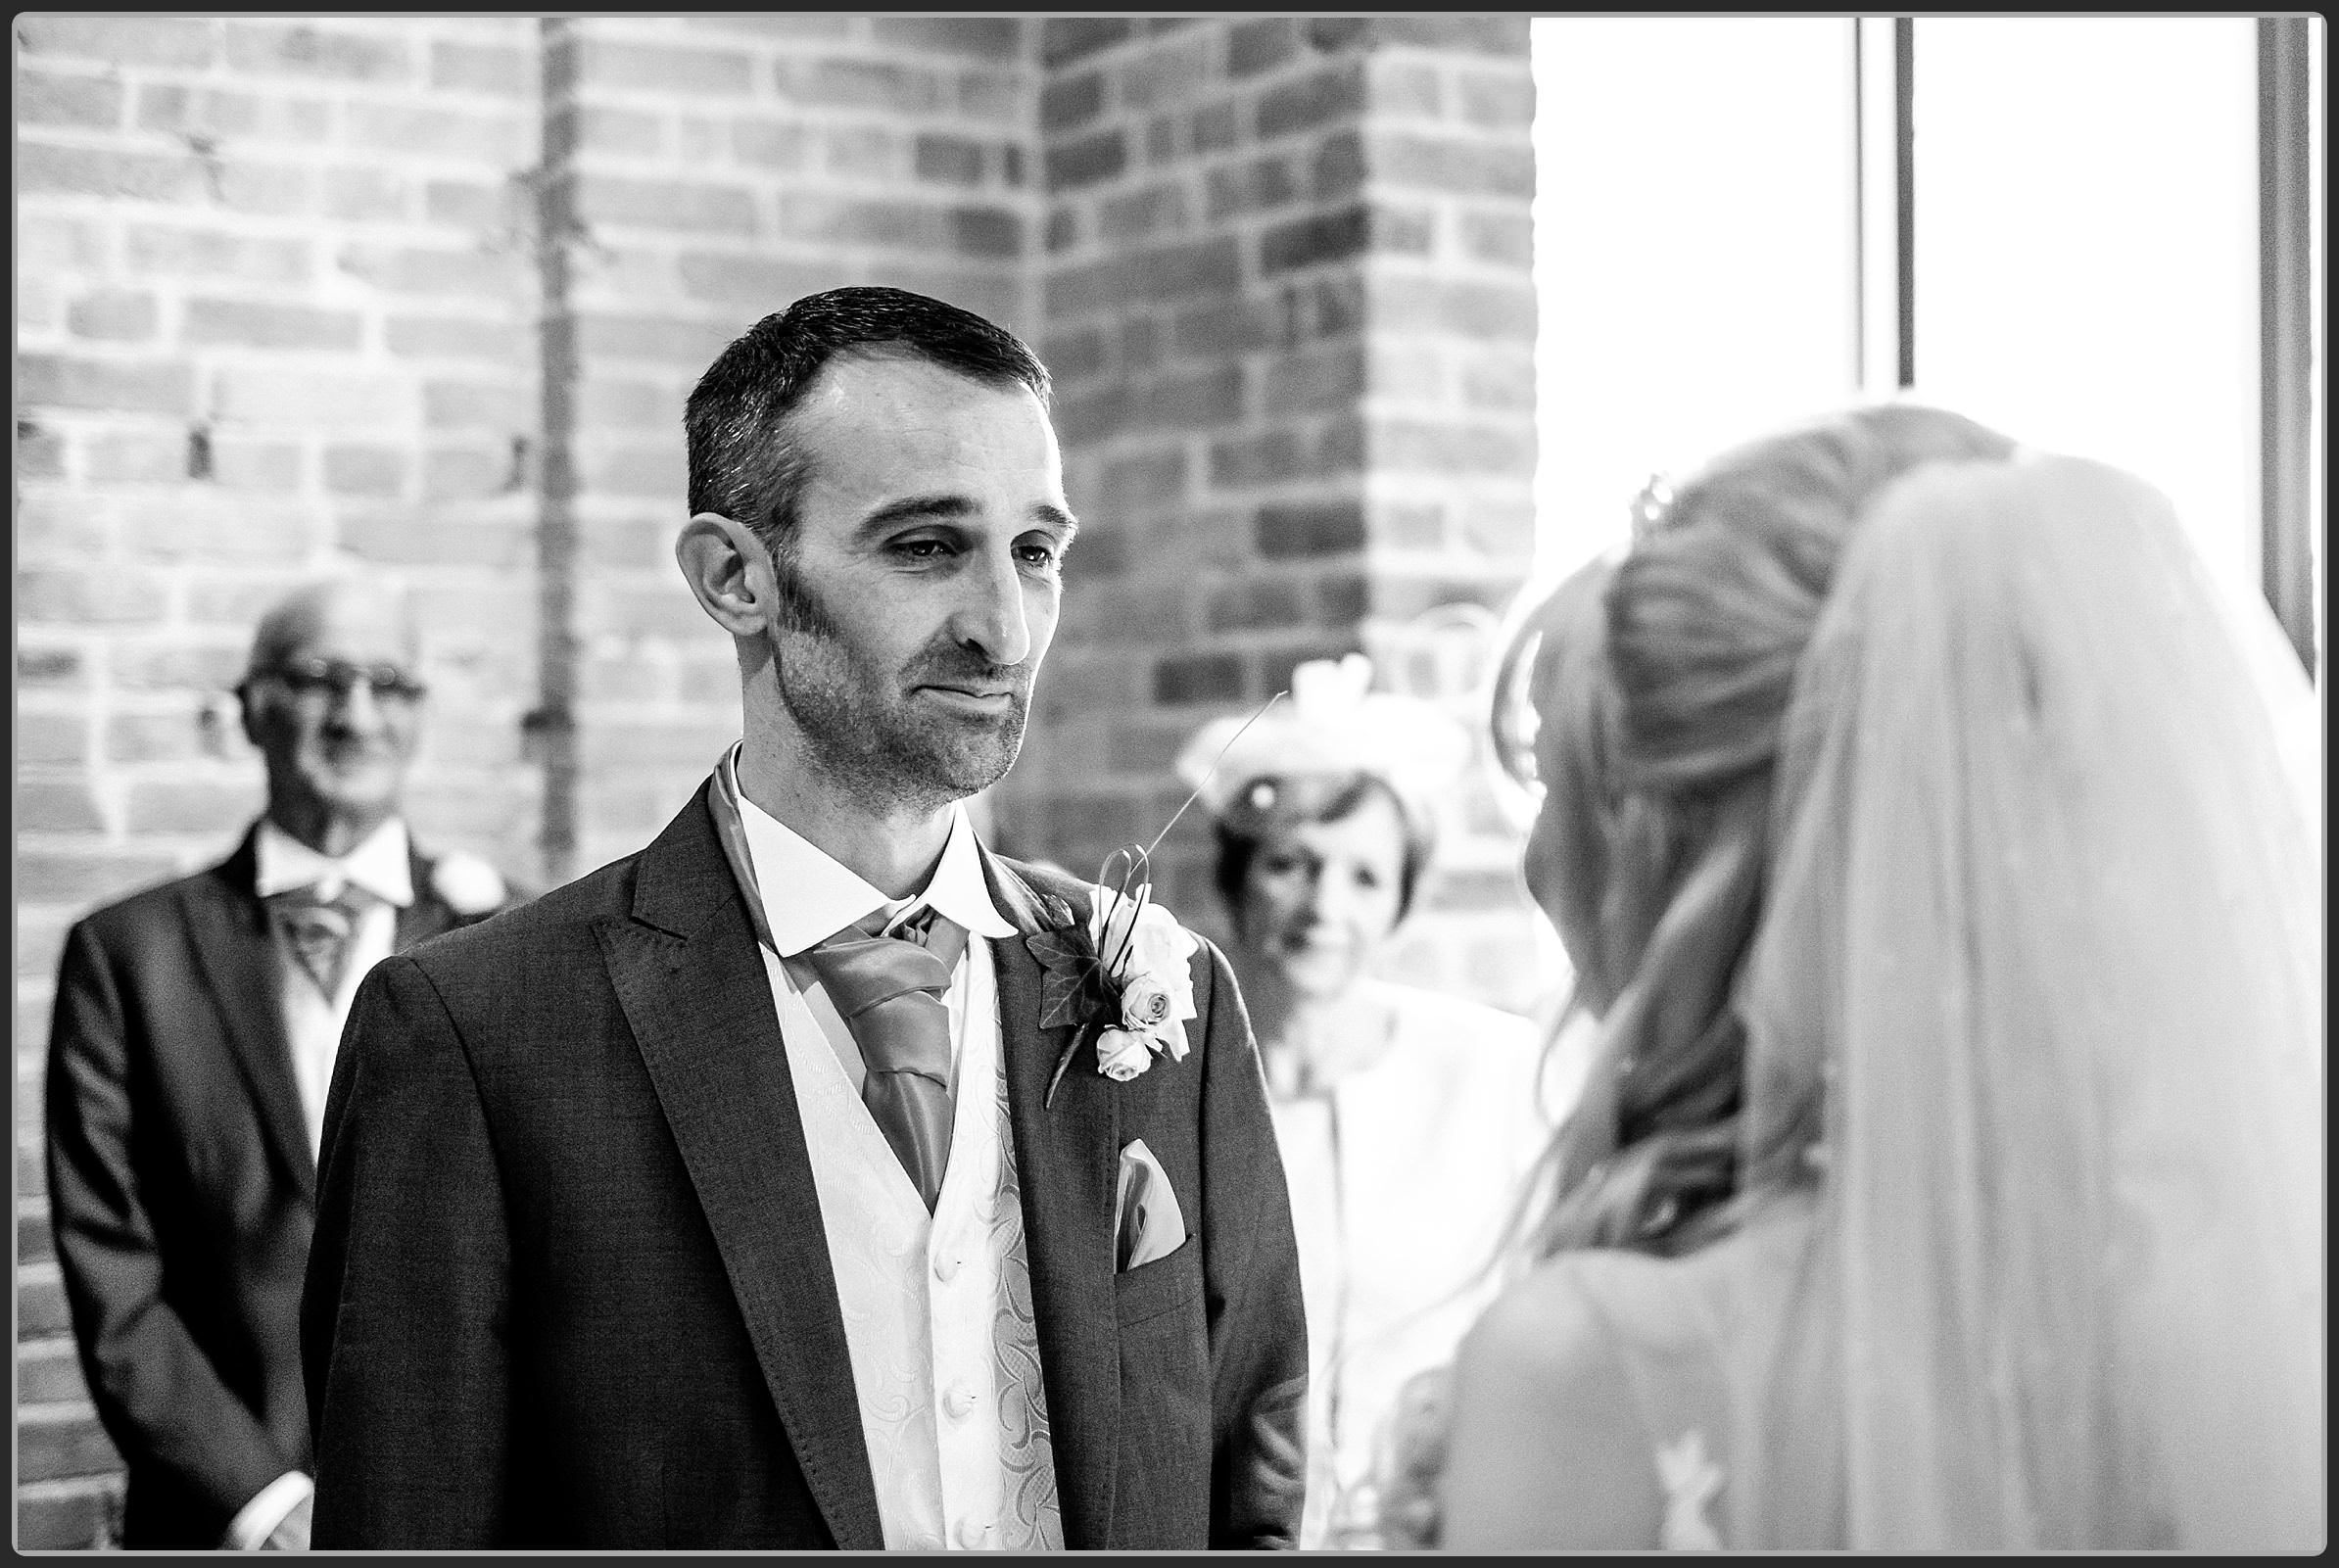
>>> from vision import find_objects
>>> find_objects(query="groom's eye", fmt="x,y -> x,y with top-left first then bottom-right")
889,536 -> 953,562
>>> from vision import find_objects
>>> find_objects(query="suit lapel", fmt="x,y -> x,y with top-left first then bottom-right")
181,829 -> 317,1200
598,784 -> 884,1551
983,851 -> 1122,1549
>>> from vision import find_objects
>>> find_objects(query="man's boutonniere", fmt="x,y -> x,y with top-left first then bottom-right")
1032,689 -> 1290,1107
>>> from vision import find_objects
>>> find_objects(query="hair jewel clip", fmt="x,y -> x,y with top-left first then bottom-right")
1629,472 -> 1677,541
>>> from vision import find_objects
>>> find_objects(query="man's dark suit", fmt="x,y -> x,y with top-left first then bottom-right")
301,782 -> 1310,1549
43,823 -> 503,1547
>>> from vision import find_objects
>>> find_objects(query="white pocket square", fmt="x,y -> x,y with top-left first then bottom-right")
1115,1138 -> 1186,1272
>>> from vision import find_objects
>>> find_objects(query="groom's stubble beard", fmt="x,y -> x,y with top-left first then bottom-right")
765,544 -> 1033,817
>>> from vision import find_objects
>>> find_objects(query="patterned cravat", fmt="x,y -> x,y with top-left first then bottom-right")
266,884 -> 381,1000
802,907 -> 969,1213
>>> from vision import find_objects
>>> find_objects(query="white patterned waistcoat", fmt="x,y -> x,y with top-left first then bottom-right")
760,937 -> 1063,1552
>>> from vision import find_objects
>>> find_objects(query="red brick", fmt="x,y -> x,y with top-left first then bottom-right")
324,445 -> 409,497
1459,210 -> 1534,269
1098,183 -> 1190,245
1367,58 -> 1445,119
1260,343 -> 1366,413
15,68 -> 124,129
1456,69 -> 1535,129
775,55 -> 941,114
576,174 -> 756,236
110,638 -> 250,691
125,503 -> 312,564
1135,363 -> 1244,431
578,37 -> 752,95
576,312 -> 740,368
1377,276 -> 1538,340
17,142 -> 205,203
124,225 -> 310,285
956,69 -> 1023,125
17,13 -> 217,68
583,443 -> 685,499
214,161 -> 316,217
183,298 -> 363,351
872,16 -> 1022,58
913,132 -> 988,188
1368,131 -> 1535,200
210,366 -> 407,426
343,507 -> 527,567
1364,16 -> 1530,56
18,644 -> 88,690
1372,417 -> 1535,478
1203,152 -> 1299,222
1256,499 -> 1366,560
388,314 -> 527,362
17,777 -> 106,834
1042,17 -> 1134,68
123,779 -> 263,836
343,101 -> 528,163
1461,355 -> 1535,412
1207,578 -> 1307,634
18,1478 -> 121,1550
1256,63 -> 1365,141
1119,36 -> 1210,113
17,1340 -> 85,1403
680,15 -> 854,42
17,849 -> 179,907
1101,449 -> 1189,511
18,421 -> 68,480
432,38 -> 533,96
18,1404 -> 124,1483
1152,651 -> 1247,706
65,289 -> 158,344
426,380 -> 528,431
1312,128 -> 1367,200
823,124 -> 905,179
19,571 -> 170,629
1227,17 -> 1299,78
83,431 -> 184,484
733,118 -> 812,170
422,448 -> 515,501
322,165 -> 411,222
1042,129 -> 1125,194
210,439 -> 305,492
104,711 -> 209,764
1044,237 -> 1240,318
224,21 -> 416,83
1040,71 -> 1106,134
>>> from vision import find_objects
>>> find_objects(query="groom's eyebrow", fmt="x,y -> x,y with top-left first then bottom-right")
855,495 -> 1080,540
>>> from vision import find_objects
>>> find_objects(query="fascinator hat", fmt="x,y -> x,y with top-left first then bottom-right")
1172,652 -> 1472,831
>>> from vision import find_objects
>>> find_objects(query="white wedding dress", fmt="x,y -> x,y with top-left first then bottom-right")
1423,451 -> 2324,1551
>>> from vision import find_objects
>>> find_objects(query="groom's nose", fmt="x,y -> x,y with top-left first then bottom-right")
948,545 -> 1035,670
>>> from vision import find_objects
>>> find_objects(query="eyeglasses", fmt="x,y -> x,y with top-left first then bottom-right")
247,658 -> 429,707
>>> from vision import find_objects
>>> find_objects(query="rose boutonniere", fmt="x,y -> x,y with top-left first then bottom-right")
429,852 -> 507,919
1029,869 -> 1200,1106
1029,688 -> 1290,1108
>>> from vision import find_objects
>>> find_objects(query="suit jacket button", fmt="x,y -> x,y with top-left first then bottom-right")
955,1519 -> 988,1548
933,1253 -> 960,1283
943,1385 -> 977,1420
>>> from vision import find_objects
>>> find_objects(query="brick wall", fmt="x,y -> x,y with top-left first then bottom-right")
16,15 -> 545,1544
990,16 -> 1544,1004
14,15 -> 1544,1546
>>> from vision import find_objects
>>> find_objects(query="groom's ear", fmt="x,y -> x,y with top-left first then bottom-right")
676,512 -> 779,640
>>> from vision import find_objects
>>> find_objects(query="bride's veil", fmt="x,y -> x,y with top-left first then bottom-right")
1732,451 -> 2323,1548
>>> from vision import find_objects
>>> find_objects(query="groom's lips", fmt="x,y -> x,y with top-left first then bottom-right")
916,683 -> 1023,712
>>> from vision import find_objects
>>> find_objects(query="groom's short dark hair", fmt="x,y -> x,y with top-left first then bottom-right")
685,286 -> 1051,558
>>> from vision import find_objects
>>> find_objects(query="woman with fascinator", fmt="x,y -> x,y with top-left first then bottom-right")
1385,404 -> 2322,1549
1173,655 -> 1554,1548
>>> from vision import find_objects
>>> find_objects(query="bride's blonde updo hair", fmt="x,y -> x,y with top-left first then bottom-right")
1494,404 -> 2017,1259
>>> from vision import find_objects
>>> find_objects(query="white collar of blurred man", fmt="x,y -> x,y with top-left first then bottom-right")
674,345 -> 1074,902
235,578 -> 426,861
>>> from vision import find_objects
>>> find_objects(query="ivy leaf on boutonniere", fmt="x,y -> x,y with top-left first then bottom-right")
1026,927 -> 1111,1031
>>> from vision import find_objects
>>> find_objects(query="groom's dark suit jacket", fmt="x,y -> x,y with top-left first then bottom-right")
44,824 -> 501,1547
301,783 -> 1310,1549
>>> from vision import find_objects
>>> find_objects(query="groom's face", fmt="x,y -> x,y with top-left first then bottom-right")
765,350 -> 1074,812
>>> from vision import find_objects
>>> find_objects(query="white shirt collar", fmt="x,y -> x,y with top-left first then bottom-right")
723,744 -> 1016,957
254,816 -> 414,907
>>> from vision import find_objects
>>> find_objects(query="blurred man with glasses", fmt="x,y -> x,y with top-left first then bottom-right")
43,575 -> 518,1549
